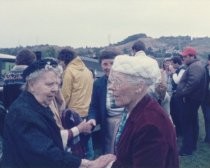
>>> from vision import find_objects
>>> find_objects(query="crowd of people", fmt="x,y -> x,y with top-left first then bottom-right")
0,40 -> 209,168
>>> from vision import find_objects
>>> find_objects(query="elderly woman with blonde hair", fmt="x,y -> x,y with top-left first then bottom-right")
107,55 -> 179,168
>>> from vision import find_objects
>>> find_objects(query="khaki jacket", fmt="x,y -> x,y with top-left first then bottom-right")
61,56 -> 93,117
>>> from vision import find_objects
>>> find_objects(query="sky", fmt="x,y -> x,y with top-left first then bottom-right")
0,0 -> 210,48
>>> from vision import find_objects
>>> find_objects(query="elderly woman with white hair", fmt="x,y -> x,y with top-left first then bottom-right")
2,59 -> 115,168
108,55 -> 179,168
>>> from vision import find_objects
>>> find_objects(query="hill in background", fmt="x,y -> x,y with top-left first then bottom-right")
112,34 -> 210,59
1,33 -> 210,61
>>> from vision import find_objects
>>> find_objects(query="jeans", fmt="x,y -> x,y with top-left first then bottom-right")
85,137 -> 95,160
170,94 -> 184,136
180,98 -> 200,153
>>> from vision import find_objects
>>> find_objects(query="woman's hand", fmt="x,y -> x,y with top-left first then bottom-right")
77,121 -> 92,134
88,154 -> 116,168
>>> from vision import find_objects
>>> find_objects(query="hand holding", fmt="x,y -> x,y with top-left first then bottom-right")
77,121 -> 92,134
88,154 -> 116,168
87,119 -> 96,127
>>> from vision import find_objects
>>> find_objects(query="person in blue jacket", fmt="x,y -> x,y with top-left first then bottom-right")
88,48 -> 124,154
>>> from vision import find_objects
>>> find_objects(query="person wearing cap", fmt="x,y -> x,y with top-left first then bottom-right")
2,59 -> 116,168
108,55 -> 179,168
176,47 -> 207,156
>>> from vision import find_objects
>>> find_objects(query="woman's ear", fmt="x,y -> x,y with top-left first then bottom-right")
135,88 -> 141,94
27,80 -> 35,93
135,80 -> 145,94
136,81 -> 143,93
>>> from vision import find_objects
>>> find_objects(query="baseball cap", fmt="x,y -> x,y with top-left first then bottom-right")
181,47 -> 197,57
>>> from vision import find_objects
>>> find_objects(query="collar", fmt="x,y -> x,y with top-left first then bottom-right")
134,50 -> 147,57
21,91 -> 54,118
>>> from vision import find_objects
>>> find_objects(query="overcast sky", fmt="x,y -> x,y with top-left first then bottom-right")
0,0 -> 210,48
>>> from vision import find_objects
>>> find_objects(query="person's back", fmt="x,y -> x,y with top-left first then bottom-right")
3,49 -> 36,109
58,48 -> 94,159
132,40 -> 171,115
58,48 -> 93,118
64,57 -> 93,117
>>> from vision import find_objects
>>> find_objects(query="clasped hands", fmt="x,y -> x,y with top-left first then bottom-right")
77,119 -> 96,134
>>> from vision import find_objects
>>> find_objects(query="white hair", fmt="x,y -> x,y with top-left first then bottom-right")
22,65 -> 62,91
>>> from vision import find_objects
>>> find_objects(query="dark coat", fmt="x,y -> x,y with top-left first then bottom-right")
112,95 -> 179,168
2,91 -> 81,168
176,59 -> 207,102
88,75 -> 108,153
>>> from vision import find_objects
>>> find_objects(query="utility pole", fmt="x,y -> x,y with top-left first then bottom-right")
107,34 -> 111,46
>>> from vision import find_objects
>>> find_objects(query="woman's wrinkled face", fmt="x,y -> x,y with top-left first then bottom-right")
29,71 -> 60,107
108,71 -> 139,107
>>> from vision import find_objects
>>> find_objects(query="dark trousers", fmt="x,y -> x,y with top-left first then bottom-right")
180,98 -> 200,154
170,93 -> 184,136
201,103 -> 210,143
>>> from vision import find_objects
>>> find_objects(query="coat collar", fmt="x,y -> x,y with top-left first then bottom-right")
134,50 -> 147,57
66,56 -> 86,71
20,91 -> 54,119
186,58 -> 199,66
127,94 -> 152,122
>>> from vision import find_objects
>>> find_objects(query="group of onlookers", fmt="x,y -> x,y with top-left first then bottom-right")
159,47 -> 209,156
0,40 -> 209,167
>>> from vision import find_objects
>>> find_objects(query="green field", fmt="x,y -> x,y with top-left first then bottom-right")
179,110 -> 210,168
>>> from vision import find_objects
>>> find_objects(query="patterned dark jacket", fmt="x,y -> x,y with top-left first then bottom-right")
3,65 -> 26,109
